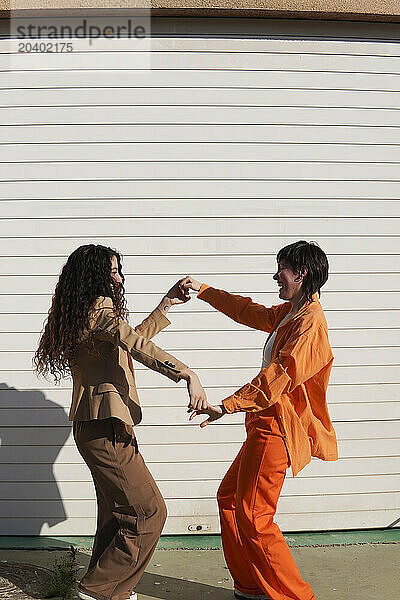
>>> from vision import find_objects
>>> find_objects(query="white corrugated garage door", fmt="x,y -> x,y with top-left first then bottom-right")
0,17 -> 399,535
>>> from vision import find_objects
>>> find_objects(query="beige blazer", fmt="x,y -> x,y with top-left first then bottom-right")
69,296 -> 187,426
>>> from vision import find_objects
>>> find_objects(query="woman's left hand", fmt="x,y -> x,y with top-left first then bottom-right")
188,403 -> 226,428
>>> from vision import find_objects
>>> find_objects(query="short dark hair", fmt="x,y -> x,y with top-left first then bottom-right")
276,240 -> 329,302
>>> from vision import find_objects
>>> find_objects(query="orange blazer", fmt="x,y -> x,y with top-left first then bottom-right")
198,284 -> 338,476
69,296 -> 187,426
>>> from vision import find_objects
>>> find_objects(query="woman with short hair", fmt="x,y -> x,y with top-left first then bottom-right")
180,240 -> 338,600
34,243 -> 207,600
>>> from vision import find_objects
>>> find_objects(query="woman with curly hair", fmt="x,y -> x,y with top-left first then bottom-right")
180,241 -> 338,600
34,244 -> 207,600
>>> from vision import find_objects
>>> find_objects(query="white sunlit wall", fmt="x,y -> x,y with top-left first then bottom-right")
0,16 -> 399,535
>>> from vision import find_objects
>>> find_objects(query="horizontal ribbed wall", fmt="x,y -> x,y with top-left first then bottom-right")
0,17 -> 399,535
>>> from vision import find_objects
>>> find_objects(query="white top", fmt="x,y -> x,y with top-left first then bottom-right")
261,329 -> 278,369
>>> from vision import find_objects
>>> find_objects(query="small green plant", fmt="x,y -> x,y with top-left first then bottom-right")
44,545 -> 79,599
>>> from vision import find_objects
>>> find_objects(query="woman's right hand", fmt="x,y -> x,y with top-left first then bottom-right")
179,368 -> 208,411
179,275 -> 202,294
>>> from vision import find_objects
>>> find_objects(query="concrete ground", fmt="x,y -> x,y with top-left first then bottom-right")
0,543 -> 399,600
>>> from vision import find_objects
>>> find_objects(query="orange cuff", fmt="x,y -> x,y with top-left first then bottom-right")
222,382 -> 271,414
197,283 -> 210,297
222,396 -> 239,413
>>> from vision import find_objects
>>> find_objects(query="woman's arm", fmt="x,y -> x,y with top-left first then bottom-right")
185,327 -> 332,425
179,276 -> 286,333
134,281 -> 190,339
92,298 -> 207,411
222,324 -> 334,414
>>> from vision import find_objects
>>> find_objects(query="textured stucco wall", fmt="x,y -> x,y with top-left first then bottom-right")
2,1 -> 400,21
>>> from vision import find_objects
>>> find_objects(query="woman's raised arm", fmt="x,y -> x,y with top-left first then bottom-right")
179,275 -> 286,333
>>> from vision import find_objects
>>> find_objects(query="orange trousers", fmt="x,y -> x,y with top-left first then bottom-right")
217,421 -> 316,600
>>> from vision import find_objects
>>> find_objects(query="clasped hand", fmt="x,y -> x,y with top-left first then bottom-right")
179,275 -> 202,295
164,275 -> 201,306
187,403 -> 226,428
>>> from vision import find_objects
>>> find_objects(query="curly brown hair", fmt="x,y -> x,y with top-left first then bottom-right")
34,244 -> 128,382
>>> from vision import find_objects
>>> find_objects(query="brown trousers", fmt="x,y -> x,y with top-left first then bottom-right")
73,418 -> 167,600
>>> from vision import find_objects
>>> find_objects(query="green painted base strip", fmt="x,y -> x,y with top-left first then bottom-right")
157,535 -> 221,549
281,529 -> 400,547
0,529 -> 398,550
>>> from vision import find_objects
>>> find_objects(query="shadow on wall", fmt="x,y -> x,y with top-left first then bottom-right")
0,382 -> 71,535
